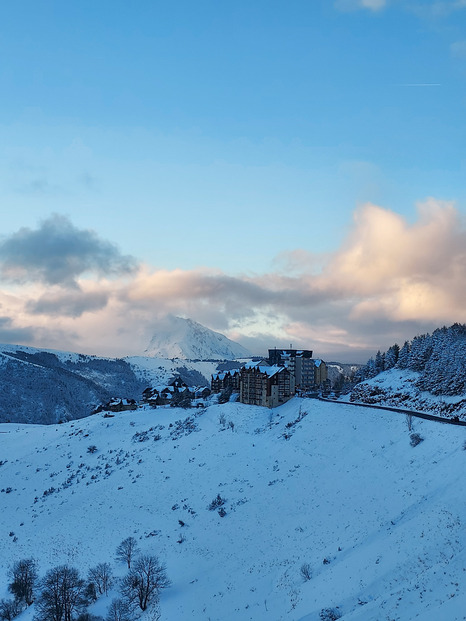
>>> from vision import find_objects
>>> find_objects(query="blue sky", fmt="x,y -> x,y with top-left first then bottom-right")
0,0 -> 465,361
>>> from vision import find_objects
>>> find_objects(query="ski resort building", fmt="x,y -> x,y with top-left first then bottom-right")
211,370 -> 240,393
239,363 -> 295,408
268,348 -> 328,390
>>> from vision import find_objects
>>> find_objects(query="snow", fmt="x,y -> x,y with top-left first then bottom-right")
1,398 -> 466,620
144,316 -> 251,360
351,368 -> 466,418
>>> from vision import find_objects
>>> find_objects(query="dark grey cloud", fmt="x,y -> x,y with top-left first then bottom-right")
0,214 -> 138,287
0,316 -> 36,344
27,290 -> 109,317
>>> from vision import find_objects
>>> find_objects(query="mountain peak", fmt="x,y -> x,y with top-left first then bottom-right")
144,316 -> 250,360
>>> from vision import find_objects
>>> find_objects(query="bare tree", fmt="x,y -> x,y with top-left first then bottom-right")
106,599 -> 132,621
0,599 -> 21,621
8,558 -> 38,606
300,562 -> 312,582
35,565 -> 86,621
88,563 -> 113,596
406,413 -> 413,432
115,537 -> 139,569
120,555 -> 171,612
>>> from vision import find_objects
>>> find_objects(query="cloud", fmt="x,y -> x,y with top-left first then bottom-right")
408,0 -> 466,18
451,40 -> 466,58
0,214 -> 138,288
0,200 -> 464,362
334,0 -> 387,12
27,289 -> 109,317
0,316 -> 36,344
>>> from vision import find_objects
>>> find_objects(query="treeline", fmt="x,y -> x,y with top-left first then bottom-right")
356,323 -> 466,396
0,537 -> 170,621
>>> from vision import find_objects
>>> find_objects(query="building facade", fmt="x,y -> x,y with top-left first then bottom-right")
211,370 -> 240,393
239,364 -> 295,408
268,348 -> 328,390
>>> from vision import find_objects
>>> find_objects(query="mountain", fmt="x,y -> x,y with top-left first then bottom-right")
0,343 -> 219,425
144,316 -> 251,360
1,397 -> 466,620
0,344 -> 145,425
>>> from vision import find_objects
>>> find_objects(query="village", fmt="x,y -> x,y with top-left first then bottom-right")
94,348 -> 328,414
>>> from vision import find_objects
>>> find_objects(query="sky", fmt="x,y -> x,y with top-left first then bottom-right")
0,0 -> 465,362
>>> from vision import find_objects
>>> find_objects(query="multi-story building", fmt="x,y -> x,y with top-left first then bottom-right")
211,370 -> 240,393
239,363 -> 295,408
268,348 -> 327,390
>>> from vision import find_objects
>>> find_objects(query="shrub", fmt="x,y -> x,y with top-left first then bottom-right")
300,562 -> 312,581
208,494 -> 226,511
320,608 -> 342,621
410,433 -> 424,447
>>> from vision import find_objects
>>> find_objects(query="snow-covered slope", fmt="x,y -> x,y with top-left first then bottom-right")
0,344 -> 145,424
144,315 -> 251,360
1,398 -> 466,620
351,368 -> 466,419
0,342 -> 226,424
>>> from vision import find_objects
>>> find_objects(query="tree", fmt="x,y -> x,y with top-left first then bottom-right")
115,537 -> 139,569
8,558 -> 38,606
106,599 -> 132,621
0,599 -> 21,621
87,563 -> 113,596
374,350 -> 385,375
396,341 -> 411,369
35,565 -> 87,621
384,344 -> 399,370
120,555 -> 171,612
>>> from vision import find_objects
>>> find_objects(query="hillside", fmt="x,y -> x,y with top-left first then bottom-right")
0,343 -> 222,425
0,344 -> 145,425
350,368 -> 466,419
351,324 -> 466,419
144,316 -> 251,360
1,398 -> 466,620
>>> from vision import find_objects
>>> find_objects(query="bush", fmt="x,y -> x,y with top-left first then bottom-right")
300,562 -> 312,581
208,494 -> 226,511
320,608 -> 342,621
410,433 -> 424,447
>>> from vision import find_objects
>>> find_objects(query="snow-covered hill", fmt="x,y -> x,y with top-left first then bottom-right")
350,368 -> 466,420
0,342 -> 222,424
144,316 -> 251,360
1,397 -> 466,620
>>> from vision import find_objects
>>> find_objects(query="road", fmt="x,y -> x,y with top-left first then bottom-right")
318,396 -> 466,426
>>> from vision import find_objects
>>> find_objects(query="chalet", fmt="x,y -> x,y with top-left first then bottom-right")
93,398 -> 137,413
169,377 -> 189,390
239,363 -> 295,408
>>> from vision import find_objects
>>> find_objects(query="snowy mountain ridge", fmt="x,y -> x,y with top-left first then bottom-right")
1,397 -> 466,620
144,316 -> 251,360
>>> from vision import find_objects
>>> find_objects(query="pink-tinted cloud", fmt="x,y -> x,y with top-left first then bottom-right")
0,199 -> 464,361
